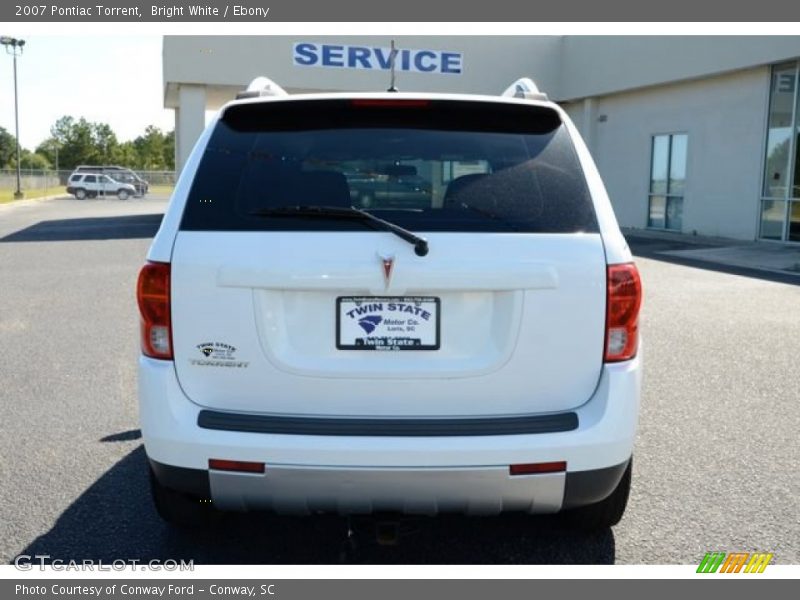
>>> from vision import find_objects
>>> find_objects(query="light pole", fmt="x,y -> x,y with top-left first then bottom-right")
0,36 -> 25,200
1,36 -> 25,200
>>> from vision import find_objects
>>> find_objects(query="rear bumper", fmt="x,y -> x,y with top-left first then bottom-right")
233,464 -> 569,515
139,354 -> 641,514
150,456 -> 629,515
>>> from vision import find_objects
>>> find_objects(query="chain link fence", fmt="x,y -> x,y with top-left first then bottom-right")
0,169 -> 177,199
139,170 -> 177,187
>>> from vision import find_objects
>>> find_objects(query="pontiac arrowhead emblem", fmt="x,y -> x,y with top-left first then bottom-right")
379,253 -> 395,288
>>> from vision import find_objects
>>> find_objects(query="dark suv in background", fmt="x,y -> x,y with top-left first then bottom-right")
75,165 -> 149,197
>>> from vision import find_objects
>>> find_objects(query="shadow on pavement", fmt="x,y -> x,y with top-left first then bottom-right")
0,214 -> 163,243
100,430 -> 142,443
627,235 -> 800,287
15,446 -> 615,565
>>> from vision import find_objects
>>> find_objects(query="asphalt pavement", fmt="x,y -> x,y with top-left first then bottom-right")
0,196 -> 797,565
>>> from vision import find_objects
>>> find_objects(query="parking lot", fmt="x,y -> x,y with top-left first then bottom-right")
0,195 -> 798,565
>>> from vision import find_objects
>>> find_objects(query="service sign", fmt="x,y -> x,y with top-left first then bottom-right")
337,297 -> 441,350
293,42 -> 463,74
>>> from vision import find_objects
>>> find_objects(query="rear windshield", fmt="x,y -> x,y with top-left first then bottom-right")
181,99 -> 597,233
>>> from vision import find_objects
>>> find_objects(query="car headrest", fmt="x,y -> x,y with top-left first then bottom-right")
295,170 -> 352,207
443,173 -> 490,207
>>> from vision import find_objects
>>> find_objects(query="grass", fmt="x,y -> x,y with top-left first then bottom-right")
148,184 -> 175,196
0,185 -> 175,204
0,187 -> 64,204
0,185 -> 175,203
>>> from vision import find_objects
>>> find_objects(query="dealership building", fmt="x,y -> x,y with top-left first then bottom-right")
163,36 -> 800,243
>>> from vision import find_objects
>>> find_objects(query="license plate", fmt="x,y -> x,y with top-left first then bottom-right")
336,296 -> 440,350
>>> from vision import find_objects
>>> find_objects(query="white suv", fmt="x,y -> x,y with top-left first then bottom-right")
138,78 -> 643,530
66,172 -> 137,200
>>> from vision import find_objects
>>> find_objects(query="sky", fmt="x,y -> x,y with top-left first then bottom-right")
0,36 -> 174,151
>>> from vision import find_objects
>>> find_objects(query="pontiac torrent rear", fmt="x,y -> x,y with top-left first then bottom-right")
138,78 -> 643,529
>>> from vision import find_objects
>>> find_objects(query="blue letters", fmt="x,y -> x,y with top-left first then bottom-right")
322,45 -> 345,67
293,43 -> 463,75
373,47 -> 393,70
348,46 -> 371,68
293,43 -> 317,66
414,51 -> 437,73
441,52 -> 462,74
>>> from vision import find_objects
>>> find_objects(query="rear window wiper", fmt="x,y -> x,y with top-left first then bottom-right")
248,205 -> 429,256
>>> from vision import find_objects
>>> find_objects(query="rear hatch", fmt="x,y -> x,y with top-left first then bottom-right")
170,98 -> 607,417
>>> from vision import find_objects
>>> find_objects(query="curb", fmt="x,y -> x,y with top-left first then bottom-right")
621,227 -> 748,248
624,229 -> 800,283
0,193 -> 70,209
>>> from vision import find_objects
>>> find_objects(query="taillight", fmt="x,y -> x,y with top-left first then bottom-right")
136,261 -> 172,360
604,263 -> 642,363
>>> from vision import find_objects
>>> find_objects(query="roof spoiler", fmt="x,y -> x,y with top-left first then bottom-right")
236,77 -> 289,100
501,78 -> 548,101
234,76 -> 548,101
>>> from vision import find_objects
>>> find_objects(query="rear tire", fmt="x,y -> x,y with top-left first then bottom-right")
118,189 -> 130,200
75,188 -> 86,200
149,467 -> 217,528
562,458 -> 632,530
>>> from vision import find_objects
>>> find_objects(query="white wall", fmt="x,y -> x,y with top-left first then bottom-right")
567,67 -> 771,240
163,36 -> 563,106
164,35 -> 800,104
163,36 -> 789,240
175,85 -> 207,172
561,36 -> 800,101
164,35 -> 564,172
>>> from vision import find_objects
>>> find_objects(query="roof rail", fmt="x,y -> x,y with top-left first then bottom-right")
236,76 -> 288,100
501,78 -> 548,101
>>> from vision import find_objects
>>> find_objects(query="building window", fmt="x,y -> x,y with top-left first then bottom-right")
760,62 -> 800,242
648,133 -> 687,231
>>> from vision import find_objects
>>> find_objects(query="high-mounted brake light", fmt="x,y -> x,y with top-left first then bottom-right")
136,261 -> 172,360
605,263 -> 643,363
350,99 -> 430,108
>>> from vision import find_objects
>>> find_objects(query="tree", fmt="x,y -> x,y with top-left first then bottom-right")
47,115 -> 121,169
0,126 -> 16,168
50,116 -> 97,168
133,125 -> 169,170
112,141 -> 139,168
92,122 -> 118,164
35,137 -> 61,170
163,130 -> 175,170
36,117 -> 177,171
14,150 -> 51,170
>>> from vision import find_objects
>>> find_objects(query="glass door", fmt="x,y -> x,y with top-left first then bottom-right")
760,62 -> 800,241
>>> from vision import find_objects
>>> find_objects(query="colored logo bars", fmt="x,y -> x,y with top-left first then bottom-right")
697,552 -> 773,573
